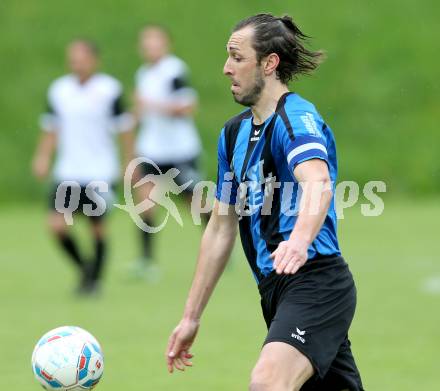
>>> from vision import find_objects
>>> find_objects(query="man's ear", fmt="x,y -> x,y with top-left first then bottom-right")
262,53 -> 280,76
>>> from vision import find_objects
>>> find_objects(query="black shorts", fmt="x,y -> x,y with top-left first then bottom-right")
139,158 -> 202,193
259,255 -> 364,391
49,182 -> 115,221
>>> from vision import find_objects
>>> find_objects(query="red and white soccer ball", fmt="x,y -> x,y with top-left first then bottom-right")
31,326 -> 104,390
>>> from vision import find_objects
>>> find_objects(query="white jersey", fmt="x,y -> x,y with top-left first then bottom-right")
41,73 -> 132,184
135,55 -> 201,164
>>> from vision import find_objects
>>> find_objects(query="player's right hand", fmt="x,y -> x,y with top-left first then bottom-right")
32,156 -> 50,180
166,318 -> 199,373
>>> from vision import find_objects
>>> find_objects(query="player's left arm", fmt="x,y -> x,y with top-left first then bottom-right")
164,100 -> 196,116
119,130 -> 135,172
271,159 -> 332,274
32,94 -> 58,180
142,99 -> 196,117
141,98 -> 197,117
271,108 -> 333,275
139,72 -> 197,117
112,92 -> 136,172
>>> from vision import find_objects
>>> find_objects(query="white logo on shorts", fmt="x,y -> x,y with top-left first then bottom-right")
291,327 -> 306,343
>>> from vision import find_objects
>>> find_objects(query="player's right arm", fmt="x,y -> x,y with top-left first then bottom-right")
166,127 -> 238,373
166,200 -> 238,373
32,90 -> 58,180
32,130 -> 56,180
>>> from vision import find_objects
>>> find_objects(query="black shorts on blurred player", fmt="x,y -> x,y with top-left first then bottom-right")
49,182 -> 115,221
259,255 -> 364,391
139,158 -> 202,194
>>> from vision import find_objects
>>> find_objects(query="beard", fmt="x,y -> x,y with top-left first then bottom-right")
233,68 -> 265,107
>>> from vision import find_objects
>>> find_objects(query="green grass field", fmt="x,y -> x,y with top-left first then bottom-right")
0,199 -> 439,390
1,1 -> 438,389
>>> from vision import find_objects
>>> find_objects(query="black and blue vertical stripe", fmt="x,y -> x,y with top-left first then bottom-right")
216,92 -> 341,283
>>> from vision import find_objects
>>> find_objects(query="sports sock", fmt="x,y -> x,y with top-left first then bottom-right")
140,215 -> 154,260
58,234 -> 84,270
90,238 -> 106,282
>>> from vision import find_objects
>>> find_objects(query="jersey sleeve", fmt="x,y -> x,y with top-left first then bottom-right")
39,87 -> 59,132
169,65 -> 197,105
215,128 -> 238,205
111,92 -> 135,133
278,110 -> 329,174
171,84 -> 197,105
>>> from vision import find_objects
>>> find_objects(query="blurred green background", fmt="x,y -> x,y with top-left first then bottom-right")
1,0 -> 439,200
0,0 -> 439,390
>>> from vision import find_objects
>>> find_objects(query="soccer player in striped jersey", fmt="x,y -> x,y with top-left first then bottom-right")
32,40 -> 134,295
166,14 -> 364,390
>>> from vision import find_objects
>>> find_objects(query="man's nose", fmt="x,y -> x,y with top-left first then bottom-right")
223,58 -> 233,76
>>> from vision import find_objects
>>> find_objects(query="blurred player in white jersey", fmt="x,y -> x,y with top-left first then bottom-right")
132,25 -> 206,276
32,39 -> 134,295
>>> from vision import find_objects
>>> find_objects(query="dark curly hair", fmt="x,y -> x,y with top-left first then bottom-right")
233,13 -> 324,84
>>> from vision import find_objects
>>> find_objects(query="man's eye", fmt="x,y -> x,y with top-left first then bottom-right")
233,56 -> 242,62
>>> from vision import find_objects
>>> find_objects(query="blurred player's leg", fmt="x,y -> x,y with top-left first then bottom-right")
48,211 -> 86,290
178,159 -> 210,226
87,218 -> 107,294
131,179 -> 160,282
48,211 -> 84,269
131,159 -> 210,280
138,180 -> 155,261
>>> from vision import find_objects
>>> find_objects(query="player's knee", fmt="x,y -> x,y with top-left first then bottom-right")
249,359 -> 299,391
90,221 -> 105,239
47,214 -> 67,236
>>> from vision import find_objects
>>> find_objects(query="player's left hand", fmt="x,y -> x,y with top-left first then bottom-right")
270,237 -> 309,275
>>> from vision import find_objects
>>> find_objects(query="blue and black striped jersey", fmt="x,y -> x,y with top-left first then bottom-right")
216,92 -> 340,283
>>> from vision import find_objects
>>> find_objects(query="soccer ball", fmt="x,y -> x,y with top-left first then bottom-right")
31,326 -> 104,390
